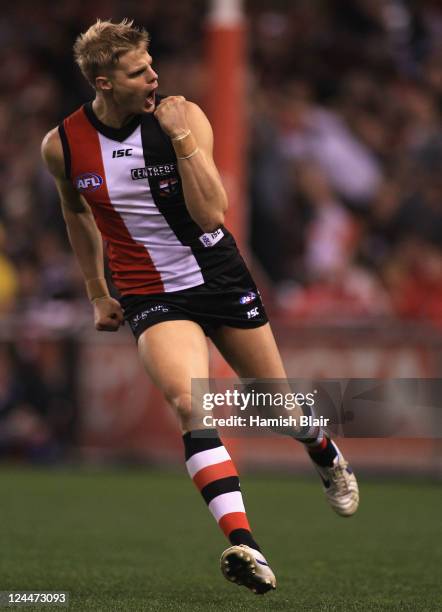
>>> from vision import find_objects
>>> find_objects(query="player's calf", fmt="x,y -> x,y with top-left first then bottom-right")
183,428 -> 263,557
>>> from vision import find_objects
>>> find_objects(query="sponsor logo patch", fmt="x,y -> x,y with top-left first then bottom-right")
158,177 -> 179,197
75,173 -> 103,192
112,148 -> 132,158
199,229 -> 224,248
240,292 -> 257,305
131,163 -> 177,180
131,305 -> 170,329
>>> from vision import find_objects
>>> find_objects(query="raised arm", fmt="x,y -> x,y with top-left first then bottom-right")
41,128 -> 124,331
154,98 -> 228,232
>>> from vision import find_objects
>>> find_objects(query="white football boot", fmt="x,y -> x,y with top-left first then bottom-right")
220,544 -> 276,595
312,440 -> 359,517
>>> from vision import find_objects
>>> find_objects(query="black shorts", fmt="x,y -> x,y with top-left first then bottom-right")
120,257 -> 268,341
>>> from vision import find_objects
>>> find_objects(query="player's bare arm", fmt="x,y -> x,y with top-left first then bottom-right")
41,128 -> 124,332
154,97 -> 228,232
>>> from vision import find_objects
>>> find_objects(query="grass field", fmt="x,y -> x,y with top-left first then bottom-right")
0,467 -> 440,611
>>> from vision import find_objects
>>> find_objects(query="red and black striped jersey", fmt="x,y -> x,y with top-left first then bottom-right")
58,99 -> 239,296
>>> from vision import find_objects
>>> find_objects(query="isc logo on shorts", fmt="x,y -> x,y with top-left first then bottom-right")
247,307 -> 259,319
75,173 -> 103,192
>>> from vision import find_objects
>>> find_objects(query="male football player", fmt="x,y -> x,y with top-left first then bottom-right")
41,19 -> 359,595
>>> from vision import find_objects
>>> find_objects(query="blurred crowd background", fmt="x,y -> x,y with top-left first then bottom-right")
2,0 -> 442,321
1,0 -> 442,463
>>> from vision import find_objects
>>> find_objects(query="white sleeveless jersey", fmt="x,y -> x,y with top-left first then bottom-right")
59,100 -> 238,295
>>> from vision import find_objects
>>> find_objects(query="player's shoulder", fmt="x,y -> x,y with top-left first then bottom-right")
41,126 -> 64,178
41,126 -> 61,153
184,99 -> 206,117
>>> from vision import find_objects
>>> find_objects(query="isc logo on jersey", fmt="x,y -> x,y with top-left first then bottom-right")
75,173 -> 103,192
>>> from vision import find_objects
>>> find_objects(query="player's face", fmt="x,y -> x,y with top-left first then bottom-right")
108,44 -> 159,114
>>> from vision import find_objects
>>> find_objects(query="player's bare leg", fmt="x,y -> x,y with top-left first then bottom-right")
137,320 -> 210,432
137,320 -> 275,594
211,323 -> 359,517
211,322 -> 288,378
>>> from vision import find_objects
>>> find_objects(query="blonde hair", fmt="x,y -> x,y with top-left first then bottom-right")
73,19 -> 150,86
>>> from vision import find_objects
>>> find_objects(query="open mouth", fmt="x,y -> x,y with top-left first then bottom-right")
144,90 -> 156,108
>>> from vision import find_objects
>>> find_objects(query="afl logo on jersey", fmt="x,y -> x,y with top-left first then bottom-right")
75,173 -> 103,192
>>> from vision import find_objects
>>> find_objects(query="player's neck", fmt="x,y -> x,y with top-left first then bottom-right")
92,96 -> 136,129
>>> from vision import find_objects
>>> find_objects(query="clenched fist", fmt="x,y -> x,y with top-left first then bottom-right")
93,296 -> 125,332
154,96 -> 189,139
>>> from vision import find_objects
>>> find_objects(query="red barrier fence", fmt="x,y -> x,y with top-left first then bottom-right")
74,322 -> 442,475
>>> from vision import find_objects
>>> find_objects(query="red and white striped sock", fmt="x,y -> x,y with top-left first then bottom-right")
183,429 -> 260,551
301,428 -> 338,467
302,427 -> 325,448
